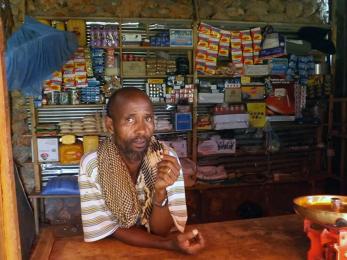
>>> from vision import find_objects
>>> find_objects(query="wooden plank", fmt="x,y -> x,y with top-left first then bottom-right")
0,156 -> 5,260
29,228 -> 55,260
0,19 -> 22,260
30,98 -> 42,192
46,215 -> 307,259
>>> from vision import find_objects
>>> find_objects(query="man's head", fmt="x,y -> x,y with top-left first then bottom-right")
105,87 -> 155,161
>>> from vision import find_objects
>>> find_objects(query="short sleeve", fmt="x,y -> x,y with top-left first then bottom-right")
166,148 -> 188,232
78,152 -> 119,242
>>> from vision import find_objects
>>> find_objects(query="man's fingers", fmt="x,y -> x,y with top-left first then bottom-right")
157,165 -> 179,179
178,230 -> 198,242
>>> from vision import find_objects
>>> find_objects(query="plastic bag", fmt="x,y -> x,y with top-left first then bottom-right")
259,26 -> 286,60
42,176 -> 79,195
6,16 -> 78,96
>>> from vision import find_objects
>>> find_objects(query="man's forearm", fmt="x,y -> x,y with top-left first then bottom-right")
113,226 -> 174,250
149,189 -> 174,235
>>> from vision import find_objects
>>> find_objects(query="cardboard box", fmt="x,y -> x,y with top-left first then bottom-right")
213,114 -> 249,129
122,61 -> 146,76
198,93 -> 224,103
175,113 -> 192,131
36,138 -> 59,162
241,86 -> 265,100
225,88 -> 242,103
169,29 -> 193,47
162,139 -> 187,158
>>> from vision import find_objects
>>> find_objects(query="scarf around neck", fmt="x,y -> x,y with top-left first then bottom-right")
97,136 -> 163,228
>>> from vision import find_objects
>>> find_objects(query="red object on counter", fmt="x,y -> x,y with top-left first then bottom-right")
304,219 -> 347,260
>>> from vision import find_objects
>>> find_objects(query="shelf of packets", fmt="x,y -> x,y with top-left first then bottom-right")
197,104 -> 249,131
195,22 -> 263,76
146,77 -> 194,104
35,135 -> 99,165
41,47 -> 119,106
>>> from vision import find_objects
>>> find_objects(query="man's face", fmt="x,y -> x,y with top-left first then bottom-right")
106,94 -> 155,161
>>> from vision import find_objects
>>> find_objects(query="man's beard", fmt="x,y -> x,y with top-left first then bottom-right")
116,136 -> 150,162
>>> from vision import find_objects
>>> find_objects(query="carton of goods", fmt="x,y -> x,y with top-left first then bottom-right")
122,61 -> 146,76
198,93 -> 224,103
36,138 -> 59,162
175,113 -> 192,131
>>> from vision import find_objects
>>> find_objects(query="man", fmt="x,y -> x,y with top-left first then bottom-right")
79,87 -> 205,254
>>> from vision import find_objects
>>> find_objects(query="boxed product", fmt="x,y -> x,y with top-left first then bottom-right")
122,61 -> 146,76
162,139 -> 188,158
213,114 -> 249,129
224,87 -> 242,103
170,29 -> 193,47
198,93 -> 224,103
241,86 -> 265,100
36,138 -> 59,162
175,113 -> 192,131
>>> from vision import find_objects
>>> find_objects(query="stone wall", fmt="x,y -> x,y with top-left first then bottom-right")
8,0 -> 328,27
198,0 -> 329,24
10,91 -> 35,192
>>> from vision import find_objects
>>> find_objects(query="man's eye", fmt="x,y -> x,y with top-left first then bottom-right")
126,117 -> 134,123
146,116 -> 153,122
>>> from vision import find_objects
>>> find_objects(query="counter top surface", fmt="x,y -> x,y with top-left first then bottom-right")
48,214 -> 308,260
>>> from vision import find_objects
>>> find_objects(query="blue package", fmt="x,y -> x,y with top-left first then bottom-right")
42,176 -> 80,195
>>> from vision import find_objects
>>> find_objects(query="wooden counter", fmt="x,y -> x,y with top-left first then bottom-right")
32,214 -> 309,260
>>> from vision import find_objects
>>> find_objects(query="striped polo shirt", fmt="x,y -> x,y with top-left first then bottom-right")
78,149 -> 187,242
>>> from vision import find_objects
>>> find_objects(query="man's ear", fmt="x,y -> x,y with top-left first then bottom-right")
105,116 -> 114,134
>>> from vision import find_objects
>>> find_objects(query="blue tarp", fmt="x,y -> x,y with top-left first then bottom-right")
5,16 -> 78,96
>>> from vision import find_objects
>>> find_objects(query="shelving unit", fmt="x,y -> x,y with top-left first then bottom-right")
327,96 -> 347,193
27,16 -> 334,229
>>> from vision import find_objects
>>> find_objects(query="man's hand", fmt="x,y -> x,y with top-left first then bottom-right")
170,229 -> 206,255
113,226 -> 206,255
155,147 -> 180,192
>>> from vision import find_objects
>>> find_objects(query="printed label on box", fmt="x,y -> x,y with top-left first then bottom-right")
36,138 -> 59,162
170,29 -> 193,47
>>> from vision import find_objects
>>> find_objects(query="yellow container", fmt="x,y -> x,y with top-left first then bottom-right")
83,136 -> 99,154
59,141 -> 83,165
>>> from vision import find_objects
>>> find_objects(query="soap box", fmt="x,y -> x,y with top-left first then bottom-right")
35,138 -> 59,162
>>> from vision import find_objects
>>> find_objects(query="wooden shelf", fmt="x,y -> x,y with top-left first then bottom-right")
41,104 -> 105,109
122,46 -> 193,51
197,146 -> 322,159
122,74 -> 193,78
29,192 -> 80,199
185,177 -> 314,191
197,74 -> 237,78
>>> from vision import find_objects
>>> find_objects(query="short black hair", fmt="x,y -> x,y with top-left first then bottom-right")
106,87 -> 149,118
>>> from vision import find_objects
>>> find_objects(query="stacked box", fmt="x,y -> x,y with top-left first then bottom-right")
218,30 -> 231,57
231,31 -> 243,72
241,29 -> 253,66
251,27 -> 262,64
196,23 -> 210,74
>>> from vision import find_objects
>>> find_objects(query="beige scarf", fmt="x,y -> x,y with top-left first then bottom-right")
97,136 -> 163,228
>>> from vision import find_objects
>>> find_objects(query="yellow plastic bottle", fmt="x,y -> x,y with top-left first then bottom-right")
59,135 -> 84,165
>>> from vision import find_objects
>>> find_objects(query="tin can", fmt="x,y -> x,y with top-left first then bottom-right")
59,91 -> 70,105
46,91 -> 60,105
69,90 -> 80,105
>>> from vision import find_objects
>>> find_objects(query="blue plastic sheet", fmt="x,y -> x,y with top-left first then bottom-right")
5,16 -> 78,96
42,176 -> 80,195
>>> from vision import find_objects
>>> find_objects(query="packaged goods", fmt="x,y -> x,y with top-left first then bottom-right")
59,138 -> 83,165
83,136 -> 99,153
66,19 -> 86,46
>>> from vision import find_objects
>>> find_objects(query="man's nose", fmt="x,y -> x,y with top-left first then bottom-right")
134,119 -> 147,133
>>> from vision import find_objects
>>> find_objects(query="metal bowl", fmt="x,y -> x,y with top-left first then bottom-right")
293,195 -> 347,226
